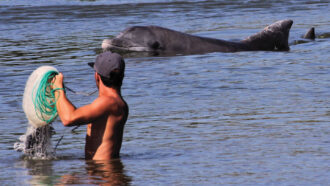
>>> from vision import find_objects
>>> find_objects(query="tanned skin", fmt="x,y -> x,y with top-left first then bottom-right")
53,72 -> 128,160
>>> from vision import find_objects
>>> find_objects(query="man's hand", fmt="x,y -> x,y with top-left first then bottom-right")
53,73 -> 64,89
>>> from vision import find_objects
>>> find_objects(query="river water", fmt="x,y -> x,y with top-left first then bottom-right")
0,0 -> 329,185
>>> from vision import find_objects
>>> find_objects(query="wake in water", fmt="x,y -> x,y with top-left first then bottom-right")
14,125 -> 56,159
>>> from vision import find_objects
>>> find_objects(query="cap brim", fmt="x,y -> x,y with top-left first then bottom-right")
88,62 -> 95,68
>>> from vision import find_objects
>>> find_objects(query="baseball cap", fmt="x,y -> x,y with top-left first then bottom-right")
88,52 -> 125,79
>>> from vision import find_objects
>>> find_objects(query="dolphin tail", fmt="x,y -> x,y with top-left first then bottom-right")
303,27 -> 315,40
243,19 -> 293,51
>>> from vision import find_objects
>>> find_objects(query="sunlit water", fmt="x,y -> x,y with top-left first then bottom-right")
0,0 -> 329,185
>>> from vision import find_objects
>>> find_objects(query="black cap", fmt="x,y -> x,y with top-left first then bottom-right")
88,52 -> 125,79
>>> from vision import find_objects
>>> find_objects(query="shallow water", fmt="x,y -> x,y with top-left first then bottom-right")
0,0 -> 329,185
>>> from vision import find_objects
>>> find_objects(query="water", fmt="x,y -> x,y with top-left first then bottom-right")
1,0 -> 329,185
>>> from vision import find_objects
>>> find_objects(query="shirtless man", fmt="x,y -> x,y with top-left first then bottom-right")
53,52 -> 128,160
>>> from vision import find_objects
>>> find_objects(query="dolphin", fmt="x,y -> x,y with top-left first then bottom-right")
293,27 -> 317,45
303,27 -> 315,40
102,19 -> 293,56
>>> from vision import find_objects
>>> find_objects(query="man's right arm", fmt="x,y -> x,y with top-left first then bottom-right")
54,73 -> 111,127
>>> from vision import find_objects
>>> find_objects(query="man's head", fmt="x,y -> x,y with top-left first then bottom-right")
88,52 -> 125,88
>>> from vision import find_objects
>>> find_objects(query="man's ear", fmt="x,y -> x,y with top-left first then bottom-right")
94,72 -> 99,80
95,72 -> 100,87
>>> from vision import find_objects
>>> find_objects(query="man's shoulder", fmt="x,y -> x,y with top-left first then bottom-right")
94,95 -> 117,106
94,95 -> 127,112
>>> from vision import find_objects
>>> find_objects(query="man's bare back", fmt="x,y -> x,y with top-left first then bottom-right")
85,95 -> 128,160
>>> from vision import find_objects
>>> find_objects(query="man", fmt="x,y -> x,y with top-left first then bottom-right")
53,52 -> 128,160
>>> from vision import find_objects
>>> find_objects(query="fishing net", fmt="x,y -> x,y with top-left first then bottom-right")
23,66 -> 62,128
14,66 -> 62,159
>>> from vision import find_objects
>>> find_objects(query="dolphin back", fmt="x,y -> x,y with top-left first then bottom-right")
242,19 -> 293,51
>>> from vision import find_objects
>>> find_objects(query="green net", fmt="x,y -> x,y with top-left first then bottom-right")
32,70 -> 63,124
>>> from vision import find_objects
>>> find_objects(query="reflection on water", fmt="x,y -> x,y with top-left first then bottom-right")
56,159 -> 132,185
19,159 -> 55,185
18,158 -> 132,185
84,160 -> 132,185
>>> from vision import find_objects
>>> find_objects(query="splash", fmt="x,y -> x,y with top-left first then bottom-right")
14,125 -> 56,159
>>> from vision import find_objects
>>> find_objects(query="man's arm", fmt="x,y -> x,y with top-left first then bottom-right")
53,73 -> 109,127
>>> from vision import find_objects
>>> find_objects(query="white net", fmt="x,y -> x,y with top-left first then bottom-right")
14,125 -> 56,159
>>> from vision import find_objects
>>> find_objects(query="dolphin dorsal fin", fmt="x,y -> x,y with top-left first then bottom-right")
243,19 -> 293,51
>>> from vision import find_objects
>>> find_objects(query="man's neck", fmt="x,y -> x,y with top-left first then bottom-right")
99,85 -> 121,97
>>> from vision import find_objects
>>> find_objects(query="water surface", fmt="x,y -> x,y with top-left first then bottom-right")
0,0 -> 329,185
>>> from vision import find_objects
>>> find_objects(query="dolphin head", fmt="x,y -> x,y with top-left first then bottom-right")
102,26 -> 161,53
